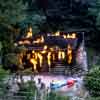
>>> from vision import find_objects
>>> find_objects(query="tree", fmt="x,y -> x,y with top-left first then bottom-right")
0,0 -> 28,70
0,0 -> 28,52
20,0 -> 46,33
2,46 -> 27,72
88,0 -> 100,28
86,0 -> 100,49
20,12 -> 46,33
84,65 -> 100,97
0,0 -> 27,29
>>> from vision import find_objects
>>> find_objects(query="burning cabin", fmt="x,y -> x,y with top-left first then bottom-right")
15,27 -> 88,74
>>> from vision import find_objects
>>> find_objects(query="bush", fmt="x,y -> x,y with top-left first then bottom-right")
87,97 -> 100,100
84,65 -> 100,97
18,81 -> 37,100
47,92 -> 69,100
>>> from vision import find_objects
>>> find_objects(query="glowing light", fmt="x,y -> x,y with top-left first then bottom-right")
66,33 -> 76,39
32,50 -> 35,54
44,45 -> 48,50
67,34 -> 70,38
63,35 -> 67,39
26,27 -> 33,38
33,36 -> 44,44
50,48 -> 54,51
47,52 -> 51,67
41,50 -> 46,54
55,31 -> 60,36
58,51 -> 62,60
41,36 -> 44,43
67,44 -> 72,64
30,57 -> 37,72
38,53 -> 43,67
62,51 -> 65,59
58,51 -> 65,60
47,34 -> 50,36
41,45 -> 48,54
18,41 -> 23,45
72,33 -> 76,39
23,40 -> 30,44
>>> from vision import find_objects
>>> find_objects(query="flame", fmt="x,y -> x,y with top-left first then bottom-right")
18,41 -> 23,45
26,27 -> 32,38
55,31 -> 60,36
30,57 -> 37,71
33,36 -> 44,44
67,34 -> 70,38
38,53 -> 43,67
58,51 -> 62,60
44,45 -> 48,50
67,44 -> 72,64
41,46 -> 47,54
35,52 -> 38,59
72,33 -> 76,39
62,51 -> 65,59
32,50 -> 35,54
50,48 -> 54,51
66,33 -> 76,39
47,52 -> 51,67
23,40 -> 30,44
41,50 -> 46,54
63,35 -> 67,39
41,36 -> 44,43
58,51 -> 65,60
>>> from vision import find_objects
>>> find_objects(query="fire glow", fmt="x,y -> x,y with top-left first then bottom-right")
33,36 -> 44,44
17,27 -> 76,72
26,27 -> 33,38
27,46 -> 73,72
67,44 -> 72,64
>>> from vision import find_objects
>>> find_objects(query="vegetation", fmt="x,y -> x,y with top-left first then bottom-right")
47,92 -> 69,100
84,65 -> 100,97
0,65 -> 9,80
0,0 -> 28,74
17,81 -> 37,100
18,82 -> 69,100
88,0 -> 100,28
0,65 -> 9,97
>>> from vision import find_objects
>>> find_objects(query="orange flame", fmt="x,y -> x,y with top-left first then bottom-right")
67,44 -> 72,64
38,53 -> 43,67
58,51 -> 62,60
26,27 -> 32,38
62,51 -> 65,59
47,52 -> 51,67
67,34 -> 70,38
41,36 -> 44,43
44,45 -> 48,50
33,36 -> 44,44
72,33 -> 76,39
55,31 -> 60,36
58,51 -> 65,60
23,40 -> 30,44
66,33 -> 76,39
63,35 -> 67,39
30,56 -> 37,71
18,41 -> 24,45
